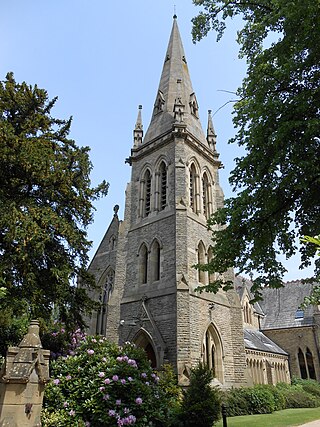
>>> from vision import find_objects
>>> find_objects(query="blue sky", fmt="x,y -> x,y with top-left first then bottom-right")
1,1 -> 312,280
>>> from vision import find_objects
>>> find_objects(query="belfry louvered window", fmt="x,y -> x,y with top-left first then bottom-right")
159,162 -> 167,210
202,172 -> 210,219
189,164 -> 196,212
144,170 -> 152,216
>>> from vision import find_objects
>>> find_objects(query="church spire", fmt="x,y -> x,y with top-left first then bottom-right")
143,16 -> 206,144
133,105 -> 143,147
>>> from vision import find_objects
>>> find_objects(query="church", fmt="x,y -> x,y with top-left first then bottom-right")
87,16 -> 320,387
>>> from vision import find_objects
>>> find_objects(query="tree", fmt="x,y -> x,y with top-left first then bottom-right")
180,363 -> 221,426
192,0 -> 320,299
0,73 -> 108,327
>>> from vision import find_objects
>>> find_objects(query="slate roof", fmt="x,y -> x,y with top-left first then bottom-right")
259,281 -> 316,330
244,328 -> 288,355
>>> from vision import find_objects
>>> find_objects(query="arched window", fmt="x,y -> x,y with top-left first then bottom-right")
298,347 -> 308,379
150,240 -> 161,282
306,347 -> 316,380
139,244 -> 149,284
202,324 -> 224,383
144,170 -> 152,216
189,164 -> 197,213
202,172 -> 210,219
207,246 -> 214,284
159,161 -> 167,211
197,241 -> 206,285
96,268 -> 114,335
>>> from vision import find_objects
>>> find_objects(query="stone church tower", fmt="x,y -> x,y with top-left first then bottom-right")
88,16 -> 247,387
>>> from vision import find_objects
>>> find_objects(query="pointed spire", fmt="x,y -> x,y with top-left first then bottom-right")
207,109 -> 217,151
133,105 -> 143,147
143,16 -> 206,144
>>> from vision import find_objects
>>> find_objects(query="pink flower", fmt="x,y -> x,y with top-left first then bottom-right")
127,376 -> 133,382
135,397 -> 143,405
116,399 -> 121,405
109,409 -> 116,417
99,387 -> 105,392
63,401 -> 69,407
112,375 -> 119,381
53,378 -> 60,385
98,372 -> 105,377
66,375 -> 71,380
69,409 -> 75,416
87,349 -> 94,355
104,378 -> 111,384
103,394 -> 110,400
121,379 -> 126,384
116,356 -> 123,362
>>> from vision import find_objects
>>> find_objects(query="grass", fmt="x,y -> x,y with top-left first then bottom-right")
215,407 -> 320,427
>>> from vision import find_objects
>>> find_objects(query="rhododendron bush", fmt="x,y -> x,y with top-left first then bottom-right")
42,336 -> 176,426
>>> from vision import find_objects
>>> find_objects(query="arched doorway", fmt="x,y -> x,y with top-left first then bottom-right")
134,329 -> 157,368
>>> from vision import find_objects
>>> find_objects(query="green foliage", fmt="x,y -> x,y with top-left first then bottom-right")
43,337 -> 176,426
180,363 -> 221,427
223,381 -> 320,418
0,73 -> 109,327
0,309 -> 29,356
40,322 -> 87,359
221,387 -> 250,417
276,382 -> 320,409
223,385 -> 277,416
291,377 -> 320,399
192,1 -> 320,299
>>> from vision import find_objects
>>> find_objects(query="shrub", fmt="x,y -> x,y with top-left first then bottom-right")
291,378 -> 320,399
222,387 -> 250,417
264,384 -> 286,411
245,385 -> 275,414
157,364 -> 183,425
180,363 -> 221,427
276,382 -> 320,408
223,385 -> 275,416
40,322 -> 87,359
43,336 -> 176,426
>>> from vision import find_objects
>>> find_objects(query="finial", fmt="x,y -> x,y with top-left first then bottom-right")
138,104 -> 142,110
113,205 -> 119,216
208,109 -> 212,115
173,4 -> 177,19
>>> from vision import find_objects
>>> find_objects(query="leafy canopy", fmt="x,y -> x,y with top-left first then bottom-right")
192,0 -> 320,298
0,73 -> 109,326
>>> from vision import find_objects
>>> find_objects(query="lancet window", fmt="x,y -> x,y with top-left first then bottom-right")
144,170 -> 152,216
189,164 -> 197,213
202,172 -> 210,219
150,239 -> 161,282
203,324 -> 223,382
96,268 -> 114,336
197,241 -> 206,285
159,161 -> 167,211
139,243 -> 149,284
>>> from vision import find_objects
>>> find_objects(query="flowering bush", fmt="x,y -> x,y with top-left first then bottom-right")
41,321 -> 87,359
42,336 -> 174,426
